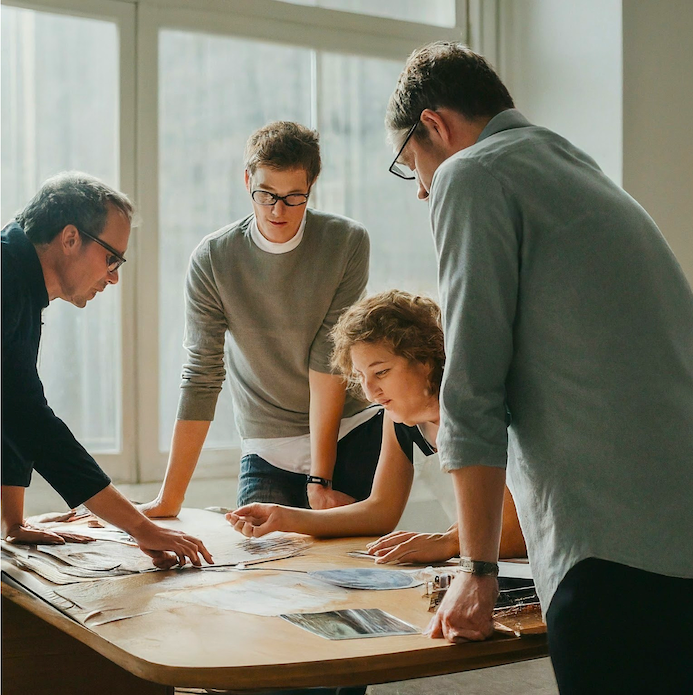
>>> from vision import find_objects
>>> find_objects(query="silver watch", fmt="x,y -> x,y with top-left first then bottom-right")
459,557 -> 499,576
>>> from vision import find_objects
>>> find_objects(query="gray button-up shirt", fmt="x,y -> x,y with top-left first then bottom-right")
430,109 -> 693,609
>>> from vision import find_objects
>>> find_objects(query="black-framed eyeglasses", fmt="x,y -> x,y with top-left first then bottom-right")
251,189 -> 310,207
78,228 -> 127,273
388,121 -> 418,180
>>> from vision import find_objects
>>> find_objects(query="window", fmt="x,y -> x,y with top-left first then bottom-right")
1,5 -> 121,454
3,0 -> 465,483
280,0 -> 457,27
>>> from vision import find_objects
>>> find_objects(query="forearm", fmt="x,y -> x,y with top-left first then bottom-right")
83,484 -> 155,537
1,486 -> 26,535
280,495 -> 400,538
308,370 -> 346,480
499,486 -> 527,558
157,420 -> 211,508
451,466 -> 506,562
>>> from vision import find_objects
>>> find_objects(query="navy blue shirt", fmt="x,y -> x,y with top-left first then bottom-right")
2,222 -> 111,508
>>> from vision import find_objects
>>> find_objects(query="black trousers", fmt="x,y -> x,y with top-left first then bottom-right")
546,558 -> 693,694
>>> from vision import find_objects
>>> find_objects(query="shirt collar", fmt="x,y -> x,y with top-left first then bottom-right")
249,209 -> 307,255
2,222 -> 49,309
476,108 -> 533,144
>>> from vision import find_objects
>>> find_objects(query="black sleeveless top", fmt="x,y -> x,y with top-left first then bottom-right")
393,422 -> 437,463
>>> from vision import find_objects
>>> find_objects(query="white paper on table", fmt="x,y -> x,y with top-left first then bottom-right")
157,572 -> 350,617
498,560 -> 533,579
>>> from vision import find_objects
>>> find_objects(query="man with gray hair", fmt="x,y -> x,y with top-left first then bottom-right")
2,172 -> 213,569
385,42 -> 693,692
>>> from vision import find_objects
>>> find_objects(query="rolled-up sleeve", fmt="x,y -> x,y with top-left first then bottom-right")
430,158 -> 519,472
309,229 -> 370,373
176,241 -> 229,421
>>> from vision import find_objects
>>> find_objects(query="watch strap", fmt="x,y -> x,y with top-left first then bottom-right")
306,475 -> 332,488
458,557 -> 499,576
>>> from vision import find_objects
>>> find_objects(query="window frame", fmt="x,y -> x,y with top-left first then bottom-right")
4,0 -> 469,484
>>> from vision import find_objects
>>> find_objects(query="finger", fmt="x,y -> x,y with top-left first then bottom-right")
180,539 -> 201,567
374,545 -> 419,564
242,521 -> 256,538
233,504 -> 260,517
56,532 -> 94,544
367,531 -> 415,550
35,530 -> 67,545
187,536 -> 213,564
424,612 -> 444,639
225,512 -> 239,524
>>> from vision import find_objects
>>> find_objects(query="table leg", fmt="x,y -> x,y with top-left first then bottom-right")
2,596 -> 173,695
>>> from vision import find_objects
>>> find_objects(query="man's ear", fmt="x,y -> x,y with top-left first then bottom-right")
420,108 -> 453,147
60,224 -> 81,256
244,169 -> 251,192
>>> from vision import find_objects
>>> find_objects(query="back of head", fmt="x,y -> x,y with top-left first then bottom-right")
15,171 -> 134,245
244,121 -> 321,185
331,289 -> 445,396
386,41 -> 514,137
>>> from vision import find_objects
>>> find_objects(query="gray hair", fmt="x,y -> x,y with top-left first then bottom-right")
386,42 -> 514,142
16,171 -> 134,245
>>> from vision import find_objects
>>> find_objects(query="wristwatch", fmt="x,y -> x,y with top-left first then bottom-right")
458,557 -> 499,576
306,475 -> 332,488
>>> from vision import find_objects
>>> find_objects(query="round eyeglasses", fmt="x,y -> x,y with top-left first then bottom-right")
251,190 -> 310,207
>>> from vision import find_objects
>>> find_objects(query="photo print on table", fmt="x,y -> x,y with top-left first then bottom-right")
280,608 -> 420,640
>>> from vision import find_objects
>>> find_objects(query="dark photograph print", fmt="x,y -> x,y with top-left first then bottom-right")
281,608 -> 420,640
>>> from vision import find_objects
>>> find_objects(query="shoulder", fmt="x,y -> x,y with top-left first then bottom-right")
190,214 -> 253,266
305,209 -> 368,243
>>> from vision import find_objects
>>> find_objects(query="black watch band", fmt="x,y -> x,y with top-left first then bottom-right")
458,557 -> 499,576
306,475 -> 332,488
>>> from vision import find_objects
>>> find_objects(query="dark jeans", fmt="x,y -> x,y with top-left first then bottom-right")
546,557 -> 693,694
237,410 -> 384,507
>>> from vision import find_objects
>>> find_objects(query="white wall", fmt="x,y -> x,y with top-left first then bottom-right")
498,0 -> 623,184
496,0 -> 693,285
622,0 -> 693,285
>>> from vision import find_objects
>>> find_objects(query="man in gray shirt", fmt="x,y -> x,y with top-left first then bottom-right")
143,122 -> 382,522
385,42 -> 693,693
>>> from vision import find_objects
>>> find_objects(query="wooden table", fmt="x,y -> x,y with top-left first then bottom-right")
2,509 -> 547,694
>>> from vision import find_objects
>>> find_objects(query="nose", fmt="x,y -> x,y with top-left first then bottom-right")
271,199 -> 286,216
361,374 -> 381,402
416,174 -> 429,201
106,268 -> 119,285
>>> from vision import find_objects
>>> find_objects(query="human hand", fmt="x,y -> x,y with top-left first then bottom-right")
307,485 -> 355,510
425,571 -> 498,643
366,529 -> 458,565
131,522 -> 213,569
4,522 -> 94,545
225,504 -> 286,538
138,497 -> 182,519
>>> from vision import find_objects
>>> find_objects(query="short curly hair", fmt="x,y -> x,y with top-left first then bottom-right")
331,290 -> 445,398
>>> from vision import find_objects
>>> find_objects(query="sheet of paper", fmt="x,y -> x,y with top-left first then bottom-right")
498,560 -> 533,580
281,608 -> 420,640
157,571 -> 351,617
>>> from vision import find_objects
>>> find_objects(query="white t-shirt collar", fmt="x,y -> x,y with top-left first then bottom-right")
250,211 -> 307,254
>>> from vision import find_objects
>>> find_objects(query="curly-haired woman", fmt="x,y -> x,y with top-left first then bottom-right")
226,290 -> 526,563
